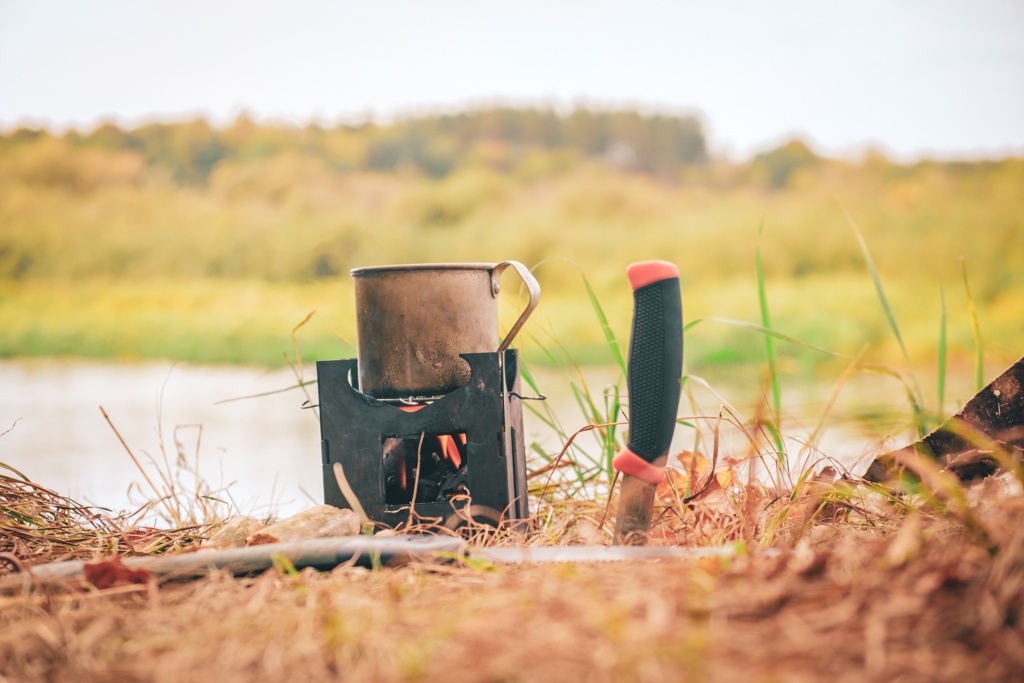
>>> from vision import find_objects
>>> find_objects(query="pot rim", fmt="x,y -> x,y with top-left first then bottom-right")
350,262 -> 498,276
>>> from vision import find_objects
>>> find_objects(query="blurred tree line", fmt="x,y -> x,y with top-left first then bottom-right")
0,106 -> 707,188
1,106 -> 1021,291
1,105 -> 1022,370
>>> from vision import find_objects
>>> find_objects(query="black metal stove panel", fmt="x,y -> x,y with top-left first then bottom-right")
317,351 -> 528,529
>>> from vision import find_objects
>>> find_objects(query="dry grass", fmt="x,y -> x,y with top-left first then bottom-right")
1,464 -> 1023,682
0,468 -> 204,571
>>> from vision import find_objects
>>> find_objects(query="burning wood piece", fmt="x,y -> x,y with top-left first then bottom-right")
382,433 -> 468,505
866,355 -> 1024,482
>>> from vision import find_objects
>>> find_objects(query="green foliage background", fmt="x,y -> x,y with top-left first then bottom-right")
1,107 -> 1021,374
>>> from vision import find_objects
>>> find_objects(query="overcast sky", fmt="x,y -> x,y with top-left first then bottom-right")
2,0 -> 1022,159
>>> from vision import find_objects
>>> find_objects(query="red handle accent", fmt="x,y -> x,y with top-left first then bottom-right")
612,448 -> 666,485
626,261 -> 679,291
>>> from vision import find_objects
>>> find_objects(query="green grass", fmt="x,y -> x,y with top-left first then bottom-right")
0,140 -> 1021,373
0,279 -> 357,366
2,266 -> 1020,375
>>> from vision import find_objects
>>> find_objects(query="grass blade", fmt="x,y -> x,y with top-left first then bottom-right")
603,383 -> 622,480
582,274 -> 627,377
838,199 -> 926,435
685,317 -> 840,357
938,281 -> 947,416
961,258 -> 984,392
755,221 -> 782,442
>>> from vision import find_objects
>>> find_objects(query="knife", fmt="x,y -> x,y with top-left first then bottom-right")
3,535 -> 747,588
612,261 -> 684,544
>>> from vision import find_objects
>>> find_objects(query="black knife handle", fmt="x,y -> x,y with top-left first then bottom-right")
612,261 -> 683,484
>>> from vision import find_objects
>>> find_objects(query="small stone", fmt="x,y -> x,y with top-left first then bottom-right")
246,505 -> 361,545
204,516 -> 265,548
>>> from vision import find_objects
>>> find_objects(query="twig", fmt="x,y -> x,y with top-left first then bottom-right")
99,406 -> 178,524
288,310 -> 320,422
681,410 -> 723,505
1,418 -> 22,439
408,432 -> 426,525
542,420 -> 627,497
331,462 -> 368,522
0,552 -> 28,574
100,514 -> 139,555
213,381 -> 318,405
598,470 -> 620,531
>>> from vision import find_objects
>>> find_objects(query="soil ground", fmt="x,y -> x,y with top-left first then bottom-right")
1,474 -> 1022,682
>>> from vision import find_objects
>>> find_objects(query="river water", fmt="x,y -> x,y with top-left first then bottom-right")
2,360 -> 608,519
0,360 -> 916,520
1,361 -> 328,518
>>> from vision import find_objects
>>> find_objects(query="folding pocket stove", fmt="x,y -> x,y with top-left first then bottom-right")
317,262 -> 540,530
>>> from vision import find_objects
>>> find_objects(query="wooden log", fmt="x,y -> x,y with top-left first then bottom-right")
865,354 -> 1024,482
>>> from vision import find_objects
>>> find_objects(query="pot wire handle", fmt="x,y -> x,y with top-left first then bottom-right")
492,261 -> 541,354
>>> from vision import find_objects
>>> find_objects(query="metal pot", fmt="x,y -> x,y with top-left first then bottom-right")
351,261 -> 540,398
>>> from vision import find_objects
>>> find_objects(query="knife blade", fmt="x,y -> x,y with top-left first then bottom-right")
3,536 -> 752,588
612,261 -> 684,544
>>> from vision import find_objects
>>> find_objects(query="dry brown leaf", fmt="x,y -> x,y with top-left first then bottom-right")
83,556 -> 153,590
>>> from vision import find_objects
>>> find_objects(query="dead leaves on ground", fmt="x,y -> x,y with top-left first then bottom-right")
649,449 -> 888,547
83,556 -> 153,590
